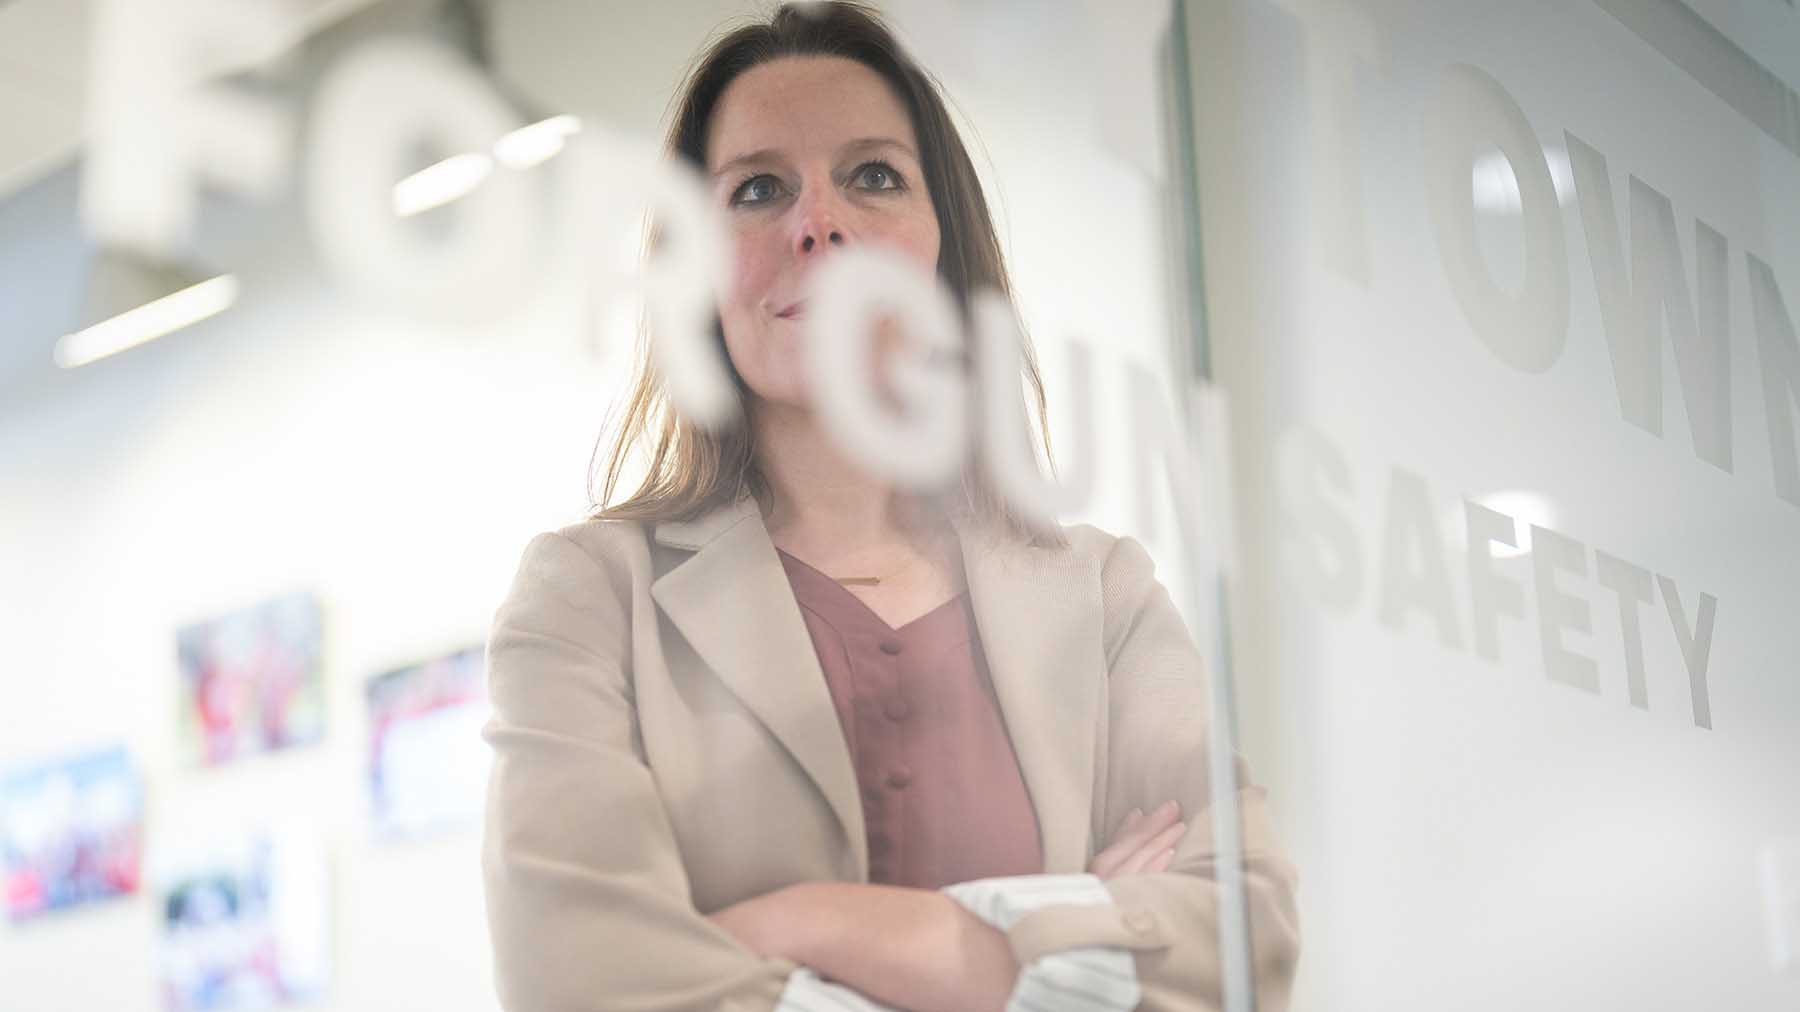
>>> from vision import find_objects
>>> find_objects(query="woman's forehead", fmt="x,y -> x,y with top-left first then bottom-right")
706,56 -> 918,170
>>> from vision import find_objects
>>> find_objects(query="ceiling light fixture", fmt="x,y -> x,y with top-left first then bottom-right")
55,251 -> 239,368
392,151 -> 496,217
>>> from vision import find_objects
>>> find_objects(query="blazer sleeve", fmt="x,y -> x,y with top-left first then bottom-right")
992,535 -> 1302,1012
482,530 -> 800,1012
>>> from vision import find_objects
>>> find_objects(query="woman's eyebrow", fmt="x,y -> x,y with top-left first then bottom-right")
839,136 -> 917,161
710,137 -> 918,179
712,148 -> 783,179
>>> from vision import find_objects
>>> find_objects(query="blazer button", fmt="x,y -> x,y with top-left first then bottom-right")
885,766 -> 913,789
883,698 -> 911,721
879,638 -> 903,655
1123,910 -> 1157,936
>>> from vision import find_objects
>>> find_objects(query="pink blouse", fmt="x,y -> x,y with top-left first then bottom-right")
775,548 -> 1045,889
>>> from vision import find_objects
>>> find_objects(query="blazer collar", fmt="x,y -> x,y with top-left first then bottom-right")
650,497 -> 1102,881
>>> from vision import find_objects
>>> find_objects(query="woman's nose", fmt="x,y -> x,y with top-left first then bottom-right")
792,190 -> 852,257
798,228 -> 845,254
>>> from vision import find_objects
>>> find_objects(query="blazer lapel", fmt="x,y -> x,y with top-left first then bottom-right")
651,498 -> 1105,883
651,498 -> 870,881
954,517 -> 1104,875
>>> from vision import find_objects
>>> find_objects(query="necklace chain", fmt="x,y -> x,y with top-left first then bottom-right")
826,526 -> 953,587
833,550 -> 919,586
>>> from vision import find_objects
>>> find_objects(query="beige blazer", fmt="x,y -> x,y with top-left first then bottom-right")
481,495 -> 1300,1012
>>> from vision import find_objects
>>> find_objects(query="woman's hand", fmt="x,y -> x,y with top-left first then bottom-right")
1087,800 -> 1188,879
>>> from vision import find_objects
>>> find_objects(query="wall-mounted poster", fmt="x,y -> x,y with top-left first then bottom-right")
155,824 -> 329,1012
0,745 -> 144,921
177,592 -> 325,766
366,644 -> 490,839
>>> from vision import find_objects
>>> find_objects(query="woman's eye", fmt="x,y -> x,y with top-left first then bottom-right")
731,175 -> 782,206
853,161 -> 904,191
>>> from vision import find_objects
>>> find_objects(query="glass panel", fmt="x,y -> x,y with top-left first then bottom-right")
1177,0 -> 1800,1007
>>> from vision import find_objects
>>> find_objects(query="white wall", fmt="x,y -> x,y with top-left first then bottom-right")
0,156 -> 616,1009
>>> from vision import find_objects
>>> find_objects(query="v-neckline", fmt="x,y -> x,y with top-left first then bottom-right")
775,547 -> 967,636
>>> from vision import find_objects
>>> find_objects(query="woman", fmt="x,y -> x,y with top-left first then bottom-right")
480,4 -> 1299,1011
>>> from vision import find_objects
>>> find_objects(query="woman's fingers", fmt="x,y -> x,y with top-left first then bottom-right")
1088,802 -> 1185,878
1115,803 -> 1177,849
1088,804 -> 1171,877
1113,820 -> 1188,877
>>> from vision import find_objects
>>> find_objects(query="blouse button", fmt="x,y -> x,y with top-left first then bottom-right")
883,698 -> 911,721
879,638 -> 903,655
885,766 -> 913,789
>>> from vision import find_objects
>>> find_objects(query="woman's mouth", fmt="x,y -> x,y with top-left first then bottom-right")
776,301 -> 807,320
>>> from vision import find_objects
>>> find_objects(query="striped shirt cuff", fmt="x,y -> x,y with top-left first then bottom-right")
942,873 -> 1142,1012
774,966 -> 901,1012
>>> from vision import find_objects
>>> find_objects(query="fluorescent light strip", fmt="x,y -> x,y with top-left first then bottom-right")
392,152 -> 495,217
54,274 -> 240,369
389,116 -> 583,218
494,114 -> 582,170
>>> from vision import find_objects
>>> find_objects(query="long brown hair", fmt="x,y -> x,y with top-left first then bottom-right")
589,0 -> 1057,542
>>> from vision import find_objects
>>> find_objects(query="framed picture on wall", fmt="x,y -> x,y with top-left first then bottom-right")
177,591 -> 325,766
0,745 -> 144,921
365,644 -> 490,840
155,823 -> 329,1012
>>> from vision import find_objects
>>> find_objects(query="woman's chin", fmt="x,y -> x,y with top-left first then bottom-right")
747,381 -> 815,416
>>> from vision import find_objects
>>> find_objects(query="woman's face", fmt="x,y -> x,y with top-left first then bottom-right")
705,56 -> 942,412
